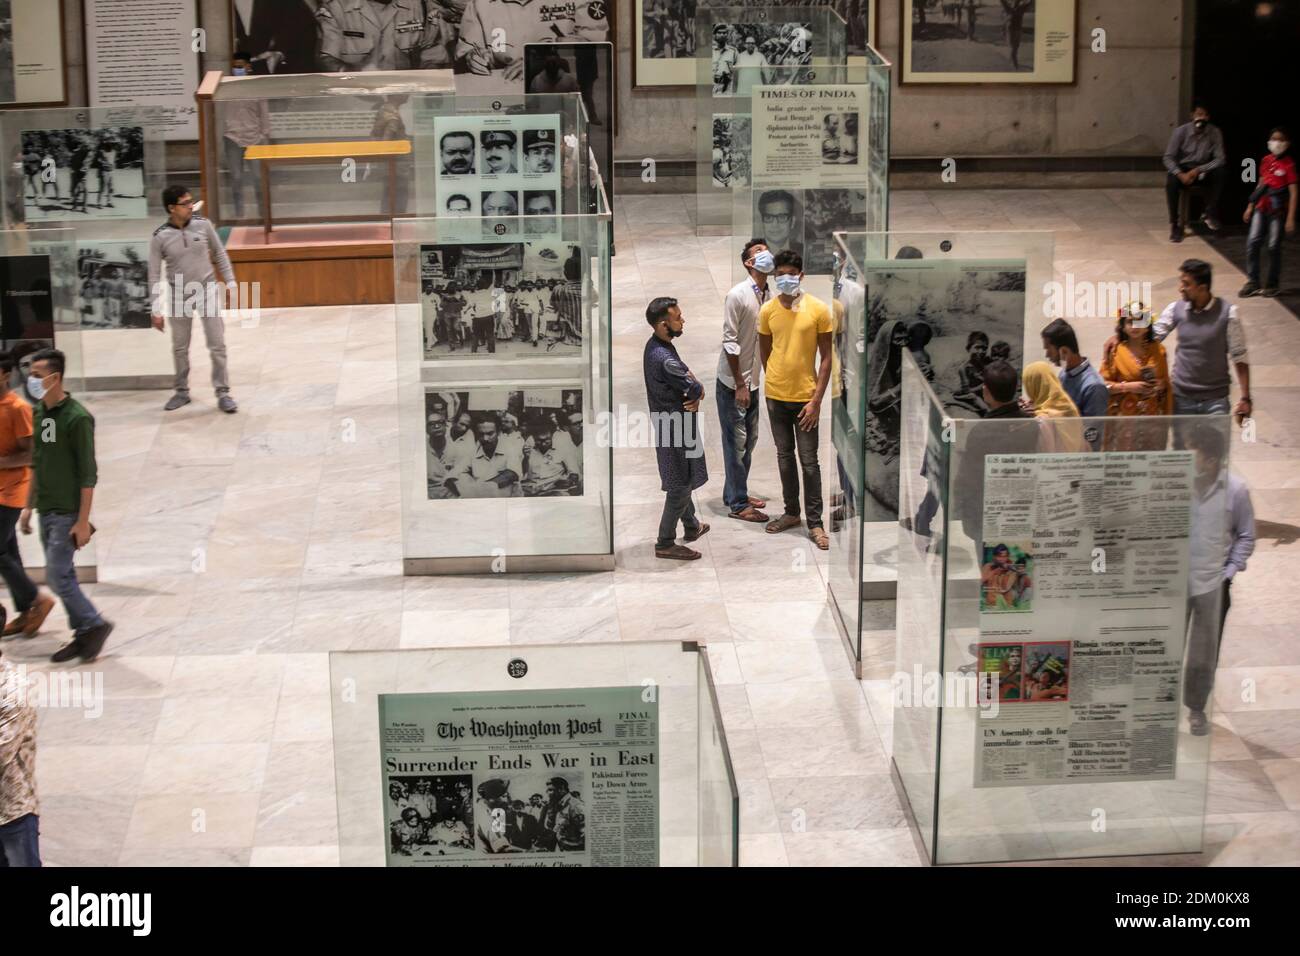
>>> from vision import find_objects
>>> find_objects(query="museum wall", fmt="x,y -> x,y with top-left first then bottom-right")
53,0 -> 1190,169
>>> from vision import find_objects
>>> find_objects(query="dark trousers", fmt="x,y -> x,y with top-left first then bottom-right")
0,813 -> 40,867
767,398 -> 823,529
0,505 -> 36,614
1166,167 -> 1224,225
1183,580 -> 1231,713
656,486 -> 700,549
715,381 -> 760,513
471,315 -> 495,353
1246,212 -> 1285,289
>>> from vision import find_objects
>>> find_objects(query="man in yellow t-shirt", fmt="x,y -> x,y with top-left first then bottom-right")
758,249 -> 834,550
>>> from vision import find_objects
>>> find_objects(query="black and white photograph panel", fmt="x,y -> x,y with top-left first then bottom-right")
473,772 -> 586,854
424,387 -> 585,501
419,242 -> 583,360
76,241 -> 152,330
821,112 -> 859,164
860,260 -> 1027,521
752,188 -> 804,261
439,129 -> 477,175
803,188 -> 866,275
386,775 -> 475,860
712,114 -> 752,187
19,127 -> 147,221
709,20 -> 815,95
480,129 -> 518,174
451,0 -> 611,94
910,0 -> 1037,74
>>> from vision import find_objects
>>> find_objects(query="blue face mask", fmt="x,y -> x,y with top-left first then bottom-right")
232,67 -> 248,76
27,374 -> 45,401
774,274 -> 801,297
750,250 -> 775,274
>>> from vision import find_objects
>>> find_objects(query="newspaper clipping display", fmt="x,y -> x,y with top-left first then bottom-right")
751,85 -> 864,187
975,451 -> 1194,788
379,686 -> 659,866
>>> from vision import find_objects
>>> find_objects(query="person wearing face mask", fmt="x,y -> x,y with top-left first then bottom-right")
18,349 -> 113,664
715,239 -> 772,523
644,297 -> 709,561
220,52 -> 271,221
1241,127 -> 1297,299
1163,104 -> 1227,242
1100,301 -> 1172,451
1183,423 -> 1254,736
758,250 -> 833,550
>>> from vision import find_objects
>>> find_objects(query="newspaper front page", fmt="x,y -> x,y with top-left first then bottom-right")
379,686 -> 659,866
974,451 -> 1194,788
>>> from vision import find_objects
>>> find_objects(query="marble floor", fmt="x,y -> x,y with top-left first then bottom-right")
6,187 -> 1298,867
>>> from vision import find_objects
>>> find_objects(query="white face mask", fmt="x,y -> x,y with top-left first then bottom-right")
774,274 -> 801,297
1269,139 -> 1288,157
26,374 -> 46,401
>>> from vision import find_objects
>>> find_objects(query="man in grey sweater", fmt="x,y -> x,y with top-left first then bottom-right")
1164,104 -> 1227,241
148,184 -> 239,413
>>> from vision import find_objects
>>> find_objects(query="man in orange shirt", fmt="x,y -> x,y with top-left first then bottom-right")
0,353 -> 54,646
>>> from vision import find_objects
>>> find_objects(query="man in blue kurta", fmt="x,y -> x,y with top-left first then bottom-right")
643,297 -> 709,560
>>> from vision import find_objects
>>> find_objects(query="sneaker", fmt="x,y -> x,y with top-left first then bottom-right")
1202,213 -> 1221,232
164,392 -> 191,411
3,593 -> 55,638
75,620 -> 114,663
1262,288 -> 1280,298
1188,709 -> 1209,736
655,544 -> 701,561
218,394 -> 239,414
1170,224 -> 1183,243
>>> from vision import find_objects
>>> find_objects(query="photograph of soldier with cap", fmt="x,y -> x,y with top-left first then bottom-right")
522,129 -> 556,174
481,129 -> 517,174
474,774 -> 586,853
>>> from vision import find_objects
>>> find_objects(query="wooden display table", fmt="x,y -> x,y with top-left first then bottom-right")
244,140 -> 412,240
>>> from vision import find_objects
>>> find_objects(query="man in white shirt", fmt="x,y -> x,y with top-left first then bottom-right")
425,410 -> 464,499
733,35 -> 768,96
450,418 -> 521,498
716,239 -> 773,522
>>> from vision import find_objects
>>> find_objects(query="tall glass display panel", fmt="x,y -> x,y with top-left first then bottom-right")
330,642 -> 739,866
0,105 -> 175,387
0,227 -> 96,578
895,356 -> 1228,864
826,230 -> 1054,670
696,4 -> 848,236
395,185 -> 612,573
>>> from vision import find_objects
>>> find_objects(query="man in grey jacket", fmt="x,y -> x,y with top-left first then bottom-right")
1164,104 -> 1227,241
148,184 -> 239,413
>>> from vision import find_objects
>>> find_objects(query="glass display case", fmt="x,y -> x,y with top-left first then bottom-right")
330,641 -> 739,866
0,104 -> 177,388
0,227 -> 96,579
893,349 -> 1228,864
827,230 -> 1055,670
693,4 -> 851,236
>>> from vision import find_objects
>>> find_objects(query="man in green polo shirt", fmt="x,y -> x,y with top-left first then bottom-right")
18,349 -> 112,663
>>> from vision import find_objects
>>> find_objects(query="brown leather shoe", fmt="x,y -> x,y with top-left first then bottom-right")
655,544 -> 702,561
3,593 -> 54,638
728,507 -> 768,523
684,523 -> 710,542
765,514 -> 802,535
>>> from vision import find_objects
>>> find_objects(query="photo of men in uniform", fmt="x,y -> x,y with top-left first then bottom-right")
76,241 -> 152,330
481,129 -> 517,174
522,129 -> 556,174
20,127 -> 147,221
474,774 -> 586,853
386,775 -> 474,859
453,0 -> 611,94
424,387 -> 585,500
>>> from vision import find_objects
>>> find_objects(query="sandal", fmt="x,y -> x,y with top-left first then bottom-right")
747,496 -> 768,509
684,522 -> 710,542
728,507 -> 768,523
655,544 -> 701,561
765,515 -> 802,535
809,527 -> 830,550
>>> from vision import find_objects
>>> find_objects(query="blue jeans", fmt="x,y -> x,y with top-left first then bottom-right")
1246,213 -> 1284,289
0,813 -> 41,867
1172,392 -> 1230,450
715,381 -> 760,513
39,512 -> 103,634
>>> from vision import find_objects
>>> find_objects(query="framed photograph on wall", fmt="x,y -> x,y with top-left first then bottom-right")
635,0 -> 877,89
0,0 -> 68,107
899,0 -> 1077,85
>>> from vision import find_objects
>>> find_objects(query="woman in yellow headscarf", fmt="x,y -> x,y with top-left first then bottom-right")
1022,361 -> 1090,453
